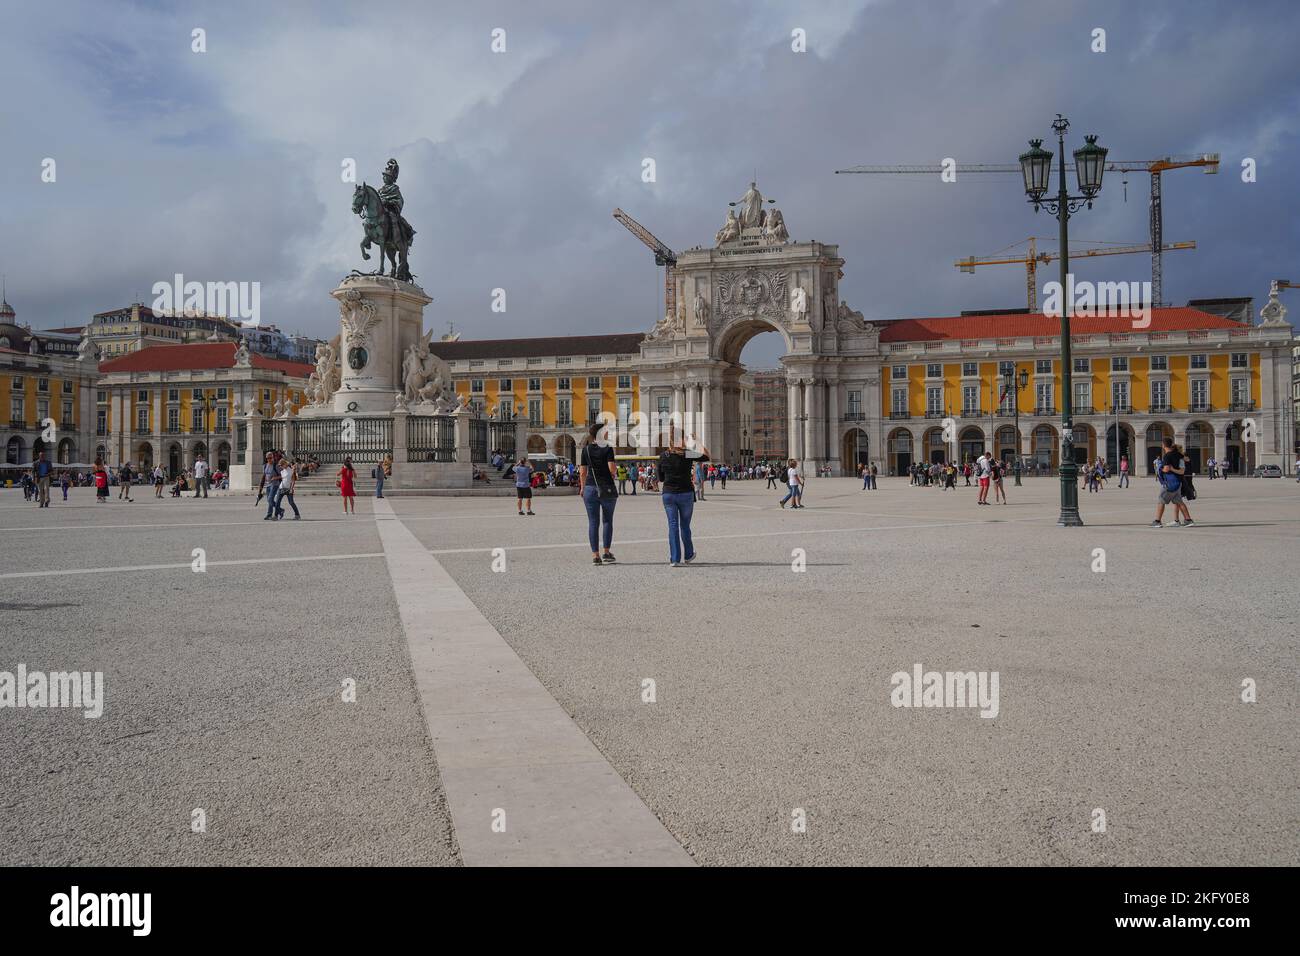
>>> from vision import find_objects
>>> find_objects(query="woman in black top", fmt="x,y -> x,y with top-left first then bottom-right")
658,431 -> 709,566
578,423 -> 619,565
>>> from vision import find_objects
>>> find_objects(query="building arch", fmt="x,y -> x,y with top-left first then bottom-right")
886,427 -> 913,475
5,435 -> 24,465
1144,422 -> 1174,473
995,425 -> 1019,465
526,434 -> 547,454
136,441 -> 154,472
216,441 -> 231,473
958,426 -> 985,464
1224,420 -> 1255,475
841,427 -> 869,471
1032,423 -> 1058,471
167,442 -> 182,477
1183,421 -> 1213,473
923,426 -> 947,464
57,437 -> 76,465
554,434 -> 576,461
713,317 -> 795,367
1071,423 -> 1097,465
1105,422 -> 1135,472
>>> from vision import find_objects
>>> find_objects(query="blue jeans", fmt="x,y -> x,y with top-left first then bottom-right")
264,481 -> 281,518
780,482 -> 801,505
662,491 -> 696,564
375,472 -> 384,497
582,485 -> 616,553
276,486 -> 300,518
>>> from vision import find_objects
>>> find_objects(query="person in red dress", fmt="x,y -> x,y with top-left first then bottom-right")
338,456 -> 357,514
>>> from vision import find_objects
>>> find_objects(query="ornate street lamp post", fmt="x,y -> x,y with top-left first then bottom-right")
1019,115 -> 1107,526
1003,368 -> 1029,486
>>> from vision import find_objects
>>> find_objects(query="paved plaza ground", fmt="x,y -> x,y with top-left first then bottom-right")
1,474 -> 1295,866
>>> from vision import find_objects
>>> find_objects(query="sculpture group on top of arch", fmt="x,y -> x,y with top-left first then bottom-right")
715,182 -> 789,246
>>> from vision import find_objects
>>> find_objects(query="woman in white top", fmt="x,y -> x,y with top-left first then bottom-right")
275,459 -> 300,520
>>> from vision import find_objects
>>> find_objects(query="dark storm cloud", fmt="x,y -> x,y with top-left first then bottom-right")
1,0 -> 1295,368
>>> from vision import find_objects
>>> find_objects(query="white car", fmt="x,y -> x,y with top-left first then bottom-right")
1251,464 -> 1282,477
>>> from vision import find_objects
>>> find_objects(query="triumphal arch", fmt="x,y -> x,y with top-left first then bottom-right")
637,182 -> 883,472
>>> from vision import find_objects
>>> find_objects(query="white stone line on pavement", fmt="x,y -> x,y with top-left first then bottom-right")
371,496 -> 694,867
0,552 -> 385,579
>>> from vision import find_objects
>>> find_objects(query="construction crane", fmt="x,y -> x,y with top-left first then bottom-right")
956,237 -> 1197,310
836,154 -> 1219,306
612,208 -> 677,321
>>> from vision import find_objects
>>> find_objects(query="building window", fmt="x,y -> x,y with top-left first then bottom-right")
617,397 -> 631,425
1035,382 -> 1053,412
263,389 -> 272,402
892,365 -> 907,379
167,408 -> 179,432
998,361 -> 1015,377
528,377 -> 541,391
138,389 -> 149,402
62,401 -> 73,423
1231,378 -> 1250,406
62,380 -> 73,394
587,376 -> 601,390
168,388 -> 179,402
587,397 -> 601,423
1073,358 -> 1089,374
499,379 -> 512,392
1190,353 -> 1207,370
11,398 -> 23,423
96,409 -> 107,435
1074,381 -> 1090,411
216,407 -> 228,431
38,378 -> 51,393
1036,359 -> 1052,374
1110,357 -> 1128,372
1150,380 -> 1168,410
192,388 -> 204,400
556,398 -> 572,426
37,399 -> 49,422
617,374 -> 632,389
961,385 -> 978,413
470,379 -> 484,393
1110,380 -> 1129,411
847,389 -> 862,416
926,386 -> 942,414
657,395 -> 670,416
137,407 -> 148,431
962,362 -> 977,377
192,408 -> 204,431
1150,355 -> 1168,371
891,388 -> 908,415
557,377 -> 571,391
498,400 -> 514,419
528,399 -> 542,426
11,376 -> 23,391
925,363 -> 941,378
1190,379 -> 1209,410
1230,352 -> 1248,369
216,387 -> 227,400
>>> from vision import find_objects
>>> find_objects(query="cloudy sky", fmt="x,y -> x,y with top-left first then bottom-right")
2,0 -> 1296,367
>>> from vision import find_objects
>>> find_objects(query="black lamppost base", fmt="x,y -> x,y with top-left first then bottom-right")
1058,458 -> 1084,526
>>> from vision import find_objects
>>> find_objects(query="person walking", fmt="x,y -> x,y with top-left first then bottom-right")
1118,455 -> 1130,488
514,457 -> 535,516
192,454 -> 209,498
578,423 -> 618,565
375,453 -> 392,498
627,461 -> 638,495
869,462 -> 878,489
1151,436 -> 1193,528
93,460 -> 109,503
779,458 -> 804,509
992,456 -> 1007,504
862,463 -> 871,490
975,452 -> 991,505
695,459 -> 707,501
659,431 -> 709,566
260,452 -> 281,520
766,463 -> 779,490
118,461 -> 134,501
33,450 -> 53,508
59,469 -> 70,502
338,456 -> 357,514
275,457 -> 301,520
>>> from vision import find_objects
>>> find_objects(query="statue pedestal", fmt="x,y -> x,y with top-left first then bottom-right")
330,275 -> 431,415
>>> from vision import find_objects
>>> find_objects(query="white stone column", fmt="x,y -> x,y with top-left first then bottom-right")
788,379 -> 802,460
826,380 -> 841,474
803,380 -> 816,470
1213,426 -> 1227,466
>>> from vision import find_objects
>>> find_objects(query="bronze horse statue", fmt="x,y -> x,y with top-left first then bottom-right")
352,182 -> 414,281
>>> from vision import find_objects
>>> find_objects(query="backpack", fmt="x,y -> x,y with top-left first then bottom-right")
1161,463 -> 1182,492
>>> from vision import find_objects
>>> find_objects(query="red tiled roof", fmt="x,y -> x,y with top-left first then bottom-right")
877,307 -> 1246,343
97,342 -> 312,377
430,333 -> 645,361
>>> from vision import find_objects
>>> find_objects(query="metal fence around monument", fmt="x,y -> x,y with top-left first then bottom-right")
289,418 -> 392,463
488,420 -> 516,461
469,419 -> 488,463
260,420 -> 276,451
407,415 -> 456,462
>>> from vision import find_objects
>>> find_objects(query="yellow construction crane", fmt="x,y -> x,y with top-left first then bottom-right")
612,208 -> 677,321
956,237 -> 1197,310
837,153 -> 1219,305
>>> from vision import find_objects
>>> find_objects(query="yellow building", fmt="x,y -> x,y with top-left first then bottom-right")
96,341 -> 311,474
48,303 -> 242,360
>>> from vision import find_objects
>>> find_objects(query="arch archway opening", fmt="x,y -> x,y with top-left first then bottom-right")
730,321 -> 792,468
